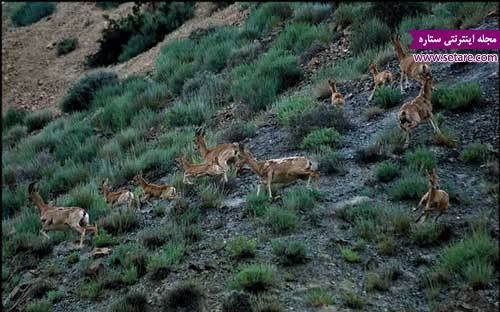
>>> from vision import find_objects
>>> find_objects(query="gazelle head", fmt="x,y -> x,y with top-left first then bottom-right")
193,127 -> 205,145
100,179 -> 110,192
133,171 -> 143,184
427,168 -> 439,188
28,182 -> 38,194
369,63 -> 378,74
328,79 -> 337,92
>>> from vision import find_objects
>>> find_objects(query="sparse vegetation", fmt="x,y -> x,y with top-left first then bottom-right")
271,240 -> 308,266
57,37 -> 78,56
405,148 -> 437,173
432,83 -> 482,111
461,142 -> 492,163
411,223 -> 450,246
339,246 -> 362,263
229,264 -> 278,292
162,281 -> 206,312
374,161 -> 400,182
245,192 -> 271,217
110,292 -> 147,312
11,2 -> 55,27
301,128 -> 343,151
341,290 -> 365,309
306,287 -> 334,307
373,86 -> 403,108
266,207 -> 299,234
389,175 -> 428,200
315,147 -> 346,175
26,300 -> 52,312
228,235 -> 257,259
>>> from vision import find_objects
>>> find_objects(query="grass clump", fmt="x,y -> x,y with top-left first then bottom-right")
333,2 -> 369,28
60,70 -> 119,112
162,281 -> 206,311
25,109 -> 54,132
315,147 -> 345,175
282,186 -> 321,212
432,83 -> 482,111
372,86 -> 402,108
265,207 -> 299,234
26,300 -> 52,312
137,227 -> 170,249
57,37 -> 78,56
11,2 -> 55,27
2,107 -> 27,131
273,22 -> 330,55
374,161 -> 400,182
463,259 -> 495,289
274,95 -> 313,127
198,183 -> 225,209
222,122 -> 257,142
146,242 -> 185,280
411,223 -> 450,246
377,237 -> 397,256
339,247 -> 362,263
110,292 -> 147,312
245,192 -> 271,217
242,2 -> 293,38
366,272 -> 390,291
165,99 -> 209,127
301,128 -> 343,151
67,251 -> 80,264
306,287 -> 334,307
341,290 -> 365,309
461,142 -> 492,164
47,290 -> 64,303
389,175 -> 428,201
293,3 -> 332,24
351,18 -> 391,55
99,209 -> 138,235
111,242 -> 148,277
229,264 -> 278,292
375,127 -> 407,155
271,240 -> 307,266
405,148 -> 437,173
228,235 -> 257,259
79,280 -> 103,300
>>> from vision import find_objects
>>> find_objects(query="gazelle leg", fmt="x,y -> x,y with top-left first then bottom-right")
400,72 -> 405,92
257,184 -> 261,196
368,87 -> 376,101
404,130 -> 411,148
306,175 -> 311,188
40,229 -> 50,240
405,74 -> 409,89
414,192 -> 429,212
268,181 -> 273,200
79,228 -> 86,248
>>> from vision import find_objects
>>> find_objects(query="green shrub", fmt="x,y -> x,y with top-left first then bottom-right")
274,95 -> 313,127
461,142 -> 492,163
301,128 -> 343,151
222,122 -> 257,142
341,290 -> 365,309
389,175 -> 428,200
229,264 -> 278,292
315,147 -> 345,175
337,201 -> 385,223
375,127 -> 407,155
293,3 -> 332,24
162,281 -> 206,312
242,2 -> 293,38
266,207 -> 299,234
11,2 -> 55,27
138,227 -> 170,248
228,41 -> 262,67
152,203 -> 167,217
432,83 -> 482,111
389,209 -> 412,235
370,2 -> 427,30
463,259 -> 495,289
377,237 -> 397,256
146,242 -> 185,279
411,223 -> 449,246
44,161 -> 89,195
111,242 -> 148,276
305,287 -> 334,307
198,183 -> 224,209
366,272 -> 390,291
245,192 -> 271,217
165,99 -> 210,127
271,240 -> 307,266
351,18 -> 391,55
92,229 -> 117,247
79,280 -> 103,300
133,82 -> 172,111
2,186 -> 28,219
230,48 -> 302,112
282,186 -> 321,211
60,70 -> 119,112
59,182 -> 109,223
24,109 -> 53,132
228,235 -> 257,259
26,300 -> 52,312
405,148 -> 437,173
251,295 -> 284,312
110,292 -> 147,312
2,107 -> 27,131
355,218 -> 378,240
99,209 -> 138,235
67,251 -> 80,264
96,2 -> 122,10
47,290 -> 64,303
182,70 -> 230,106
374,161 -> 400,182
57,37 -> 78,56
333,3 -> 369,28
273,22 -> 330,54
339,247 -> 362,263
373,86 -> 402,109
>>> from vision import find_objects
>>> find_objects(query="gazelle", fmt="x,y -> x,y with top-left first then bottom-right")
398,75 -> 440,148
194,127 -> 240,171
176,155 -> 226,184
368,63 -> 393,101
133,172 -> 177,201
328,80 -> 345,108
28,182 -> 98,248
392,34 -> 432,92
100,179 -> 136,209
414,168 -> 450,223
238,144 -> 320,199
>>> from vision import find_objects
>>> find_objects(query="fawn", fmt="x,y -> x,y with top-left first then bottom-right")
176,155 -> 226,184
238,143 -> 320,199
194,127 -> 240,171
414,168 -> 450,223
368,63 -> 393,101
328,80 -> 345,108
398,75 -> 440,148
100,179 -> 136,209
392,34 -> 432,92
28,182 -> 98,248
133,172 -> 177,201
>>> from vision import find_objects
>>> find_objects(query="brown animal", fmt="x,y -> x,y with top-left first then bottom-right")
398,76 -> 440,148
368,63 -> 393,101
28,182 -> 98,248
176,155 -> 226,184
133,172 -> 177,201
392,34 -> 432,92
100,179 -> 136,209
194,128 -> 240,171
328,80 -> 345,108
414,168 -> 450,223
238,144 -> 320,199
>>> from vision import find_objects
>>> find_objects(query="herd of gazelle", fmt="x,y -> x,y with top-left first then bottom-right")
26,35 -> 449,247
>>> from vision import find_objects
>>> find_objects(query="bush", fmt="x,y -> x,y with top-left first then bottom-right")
57,37 -> 78,56
339,247 -> 362,263
251,295 -> 285,312
333,3 -> 369,28
230,48 -> 302,112
405,147 -> 437,173
182,71 -> 230,106
366,272 -> 390,291
99,209 -> 138,235
25,109 -> 53,132
47,290 -> 64,303
242,2 -> 293,38
293,3 -> 332,24
432,83 -> 481,111
273,23 -> 331,55
341,290 -> 365,309
26,300 -> 52,312
79,280 -> 103,300
165,99 -> 209,127
374,161 -> 400,182
222,122 -> 257,142
111,242 -> 148,276
198,183 -> 224,209
377,237 -> 397,256
282,186 -> 321,211
271,240 -> 307,266
11,2 -> 55,27
228,235 -> 257,259
463,259 -> 495,289
162,281 -> 206,312
389,175 -> 428,200
146,242 -> 185,279
354,143 -> 388,164
229,264 -> 278,292
301,128 -> 343,151
461,142 -> 492,163
370,2 -> 427,30
138,227 -> 170,248
287,105 -> 351,145
315,147 -> 345,175
351,18 -> 391,55
2,107 -> 27,131
222,291 -> 252,312
67,251 -> 80,264
411,223 -> 450,246
266,207 -> 299,234
306,287 -> 334,307
389,209 -> 412,235
375,127 -> 407,155
92,229 -> 117,247
274,95 -> 313,127
245,192 -> 271,217
60,70 -> 119,112
372,86 -> 402,109
110,292 -> 147,312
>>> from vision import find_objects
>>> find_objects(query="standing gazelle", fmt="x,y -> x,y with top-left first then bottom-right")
414,168 -> 450,223
28,182 -> 98,248
368,63 -> 393,101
